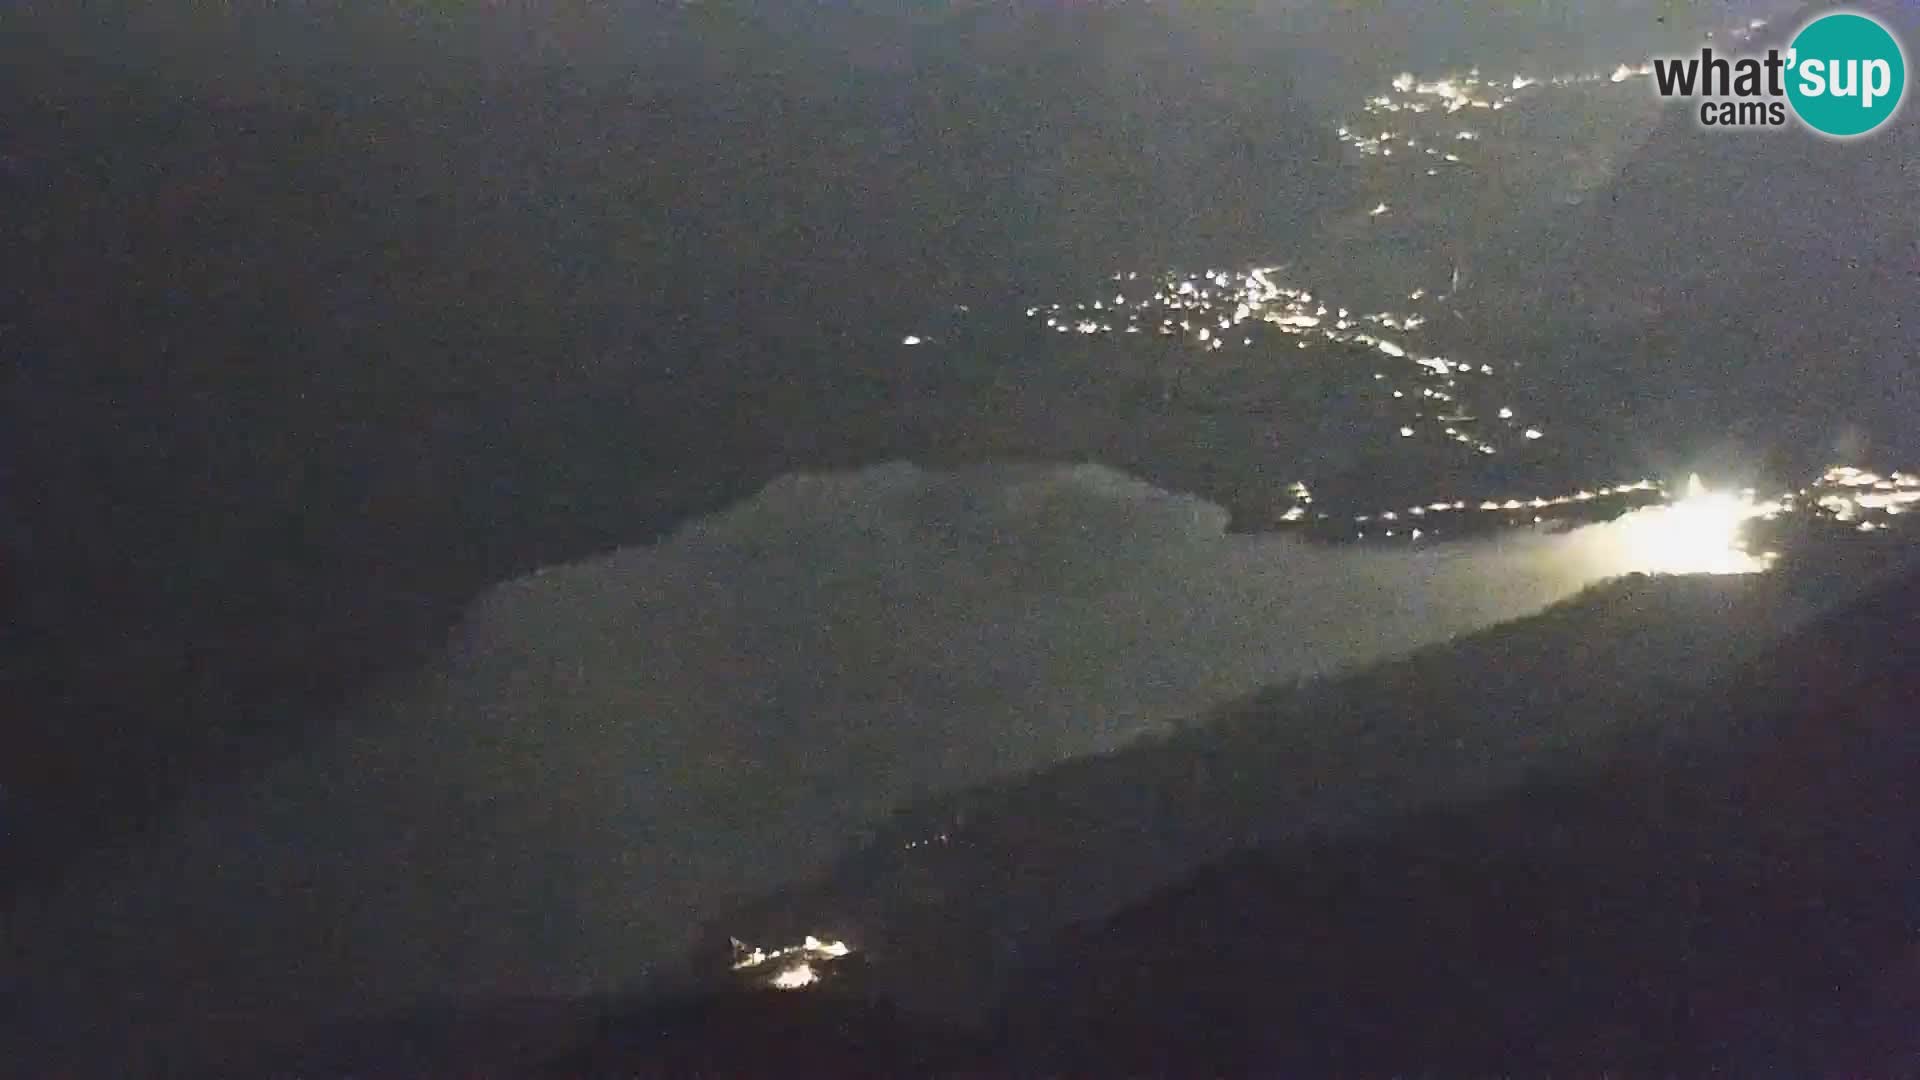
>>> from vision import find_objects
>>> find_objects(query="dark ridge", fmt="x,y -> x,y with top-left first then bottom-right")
1005,561 -> 1920,1075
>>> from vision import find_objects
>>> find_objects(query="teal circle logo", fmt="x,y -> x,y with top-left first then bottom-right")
1786,12 -> 1906,137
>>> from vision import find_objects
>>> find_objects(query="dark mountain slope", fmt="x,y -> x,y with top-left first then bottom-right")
1008,559 -> 1920,1075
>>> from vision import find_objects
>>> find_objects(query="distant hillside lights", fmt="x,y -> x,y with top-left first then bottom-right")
1345,473 -> 1775,567
730,934 -> 855,991
1341,11 -> 1778,179
1800,466 -> 1920,528
1022,264 -> 1543,461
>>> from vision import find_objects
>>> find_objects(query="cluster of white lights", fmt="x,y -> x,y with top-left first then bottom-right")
1279,480 -> 1314,523
1335,461 -> 1920,570
730,934 -> 854,991
1338,65 -> 1506,175
1339,474 -> 1783,575
1340,479 -> 1661,539
1343,15 -> 1772,152
1023,265 -> 1548,459
1792,466 -> 1920,531
1352,479 -> 1657,524
768,963 -> 820,990
1334,36 -> 1700,196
